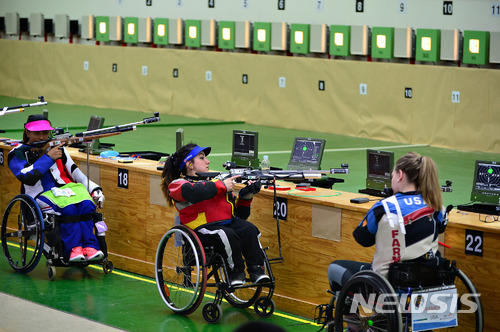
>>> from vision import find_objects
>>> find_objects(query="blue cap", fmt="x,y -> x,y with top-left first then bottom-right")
180,145 -> 211,170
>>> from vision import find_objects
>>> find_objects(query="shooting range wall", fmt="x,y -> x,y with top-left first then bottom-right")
0,39 -> 499,153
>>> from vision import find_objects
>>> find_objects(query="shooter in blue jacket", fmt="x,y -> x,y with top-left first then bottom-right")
8,114 -> 105,262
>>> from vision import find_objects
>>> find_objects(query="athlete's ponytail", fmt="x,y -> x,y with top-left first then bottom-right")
394,152 -> 442,211
160,143 -> 197,207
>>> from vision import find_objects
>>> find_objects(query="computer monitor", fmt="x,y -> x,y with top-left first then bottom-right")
231,130 -> 259,168
366,149 -> 394,189
470,160 -> 500,205
287,137 -> 326,170
359,149 -> 394,197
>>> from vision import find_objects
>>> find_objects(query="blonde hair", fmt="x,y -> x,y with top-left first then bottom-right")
395,152 -> 442,211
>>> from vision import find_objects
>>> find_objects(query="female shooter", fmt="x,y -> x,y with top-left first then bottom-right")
8,114 -> 105,262
160,143 -> 269,286
328,152 -> 446,291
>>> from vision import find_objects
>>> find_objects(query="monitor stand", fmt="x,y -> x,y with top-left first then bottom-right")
77,142 -> 115,155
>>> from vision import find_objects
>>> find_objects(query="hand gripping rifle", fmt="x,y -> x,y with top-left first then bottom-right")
28,112 -> 160,161
0,96 -> 47,117
196,161 -> 350,264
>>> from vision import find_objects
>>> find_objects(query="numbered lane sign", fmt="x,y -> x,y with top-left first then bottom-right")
319,80 -> 325,91
356,0 -> 364,12
118,168 -> 129,189
465,229 -> 483,257
273,197 -> 288,221
278,0 -> 285,10
405,87 -> 413,99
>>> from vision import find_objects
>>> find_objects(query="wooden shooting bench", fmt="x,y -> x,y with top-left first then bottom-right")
0,142 -> 498,330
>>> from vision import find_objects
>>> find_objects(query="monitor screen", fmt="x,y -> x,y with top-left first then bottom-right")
470,160 -> 500,205
231,130 -> 259,167
365,149 -> 394,190
287,137 -> 325,170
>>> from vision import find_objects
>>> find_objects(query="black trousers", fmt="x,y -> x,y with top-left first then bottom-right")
195,218 -> 264,273
327,260 -> 371,292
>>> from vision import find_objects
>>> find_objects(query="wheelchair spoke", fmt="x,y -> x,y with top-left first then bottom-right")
155,226 -> 207,315
21,237 -> 28,265
335,272 -> 401,332
3,230 -> 26,238
2,195 -> 45,274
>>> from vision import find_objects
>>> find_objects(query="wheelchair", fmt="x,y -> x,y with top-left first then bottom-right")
314,258 -> 483,332
155,224 -> 276,324
1,194 -> 114,280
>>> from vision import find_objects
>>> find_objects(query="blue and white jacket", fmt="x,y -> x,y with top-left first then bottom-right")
8,144 -> 100,214
353,192 -> 445,278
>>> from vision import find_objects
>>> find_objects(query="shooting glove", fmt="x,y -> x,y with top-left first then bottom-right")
91,189 -> 105,209
239,180 -> 261,200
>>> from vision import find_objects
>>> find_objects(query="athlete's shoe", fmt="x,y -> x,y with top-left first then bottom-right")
83,247 -> 104,262
248,265 -> 270,284
69,246 -> 86,262
229,271 -> 246,287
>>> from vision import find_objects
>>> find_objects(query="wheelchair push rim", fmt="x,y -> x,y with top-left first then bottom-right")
155,225 -> 207,316
1,194 -> 45,274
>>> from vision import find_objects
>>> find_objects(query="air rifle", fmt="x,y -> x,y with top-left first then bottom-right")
29,112 -> 160,160
0,96 -> 47,117
197,162 -> 349,265
196,161 -> 349,184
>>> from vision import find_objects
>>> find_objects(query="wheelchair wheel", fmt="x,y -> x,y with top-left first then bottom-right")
155,225 -> 207,316
440,269 -> 483,332
102,258 -> 114,274
202,302 -> 222,324
213,266 -> 263,309
1,195 -> 45,274
46,261 -> 56,281
254,296 -> 275,317
335,270 -> 402,332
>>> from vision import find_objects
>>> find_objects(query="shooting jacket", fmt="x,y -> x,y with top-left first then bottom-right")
168,177 -> 252,230
353,191 -> 445,278
8,144 -> 100,203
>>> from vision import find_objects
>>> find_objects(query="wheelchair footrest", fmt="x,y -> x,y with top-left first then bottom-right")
313,303 -> 331,325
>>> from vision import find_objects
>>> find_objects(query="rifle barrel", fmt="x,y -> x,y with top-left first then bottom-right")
77,113 -> 160,136
0,101 -> 48,116
198,168 -> 348,181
